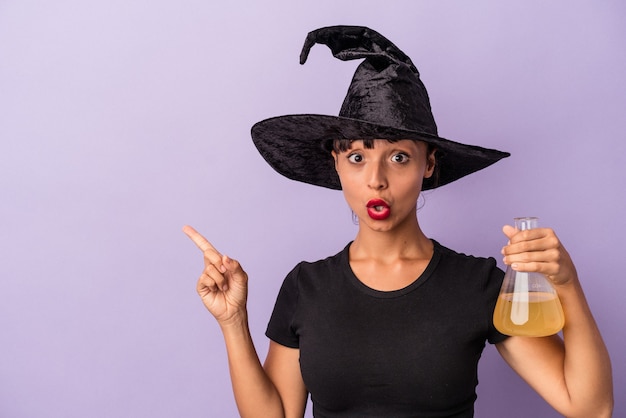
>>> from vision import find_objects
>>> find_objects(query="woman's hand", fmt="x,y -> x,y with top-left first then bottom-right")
183,225 -> 249,326
501,225 -> 577,286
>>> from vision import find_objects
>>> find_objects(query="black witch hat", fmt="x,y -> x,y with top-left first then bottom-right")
251,25 -> 509,190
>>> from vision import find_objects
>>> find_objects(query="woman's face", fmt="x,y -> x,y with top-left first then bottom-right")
332,139 -> 436,232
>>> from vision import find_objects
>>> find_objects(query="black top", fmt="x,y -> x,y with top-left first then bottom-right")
266,241 -> 508,418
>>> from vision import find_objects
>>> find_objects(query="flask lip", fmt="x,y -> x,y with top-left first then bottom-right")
514,216 -> 539,231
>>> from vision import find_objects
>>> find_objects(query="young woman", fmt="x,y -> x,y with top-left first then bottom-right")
183,26 -> 613,418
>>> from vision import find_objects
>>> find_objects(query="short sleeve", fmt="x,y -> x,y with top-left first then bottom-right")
265,264 -> 301,348
485,261 -> 509,345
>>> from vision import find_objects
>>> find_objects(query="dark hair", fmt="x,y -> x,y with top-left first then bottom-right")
331,138 -> 398,153
329,139 -> 440,188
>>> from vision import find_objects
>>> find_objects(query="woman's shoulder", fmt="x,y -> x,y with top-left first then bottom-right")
431,240 -> 504,295
295,242 -> 351,270
432,239 -> 499,271
282,242 -> 352,288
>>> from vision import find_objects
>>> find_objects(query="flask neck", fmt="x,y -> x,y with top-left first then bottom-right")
514,217 -> 539,231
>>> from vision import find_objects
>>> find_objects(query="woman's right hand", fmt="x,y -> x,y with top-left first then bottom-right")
183,225 -> 249,326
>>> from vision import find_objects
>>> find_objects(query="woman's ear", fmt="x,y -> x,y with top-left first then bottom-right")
424,148 -> 437,179
331,150 -> 339,171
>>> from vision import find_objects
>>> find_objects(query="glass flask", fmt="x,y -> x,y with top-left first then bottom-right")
493,217 -> 565,337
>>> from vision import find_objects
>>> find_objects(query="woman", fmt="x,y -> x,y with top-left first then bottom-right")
183,26 -> 613,417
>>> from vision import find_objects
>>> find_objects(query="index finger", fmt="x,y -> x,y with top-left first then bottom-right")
182,225 -> 219,254
508,227 -> 549,244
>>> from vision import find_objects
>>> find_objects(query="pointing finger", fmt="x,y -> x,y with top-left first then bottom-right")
182,225 -> 219,254
183,225 -> 226,271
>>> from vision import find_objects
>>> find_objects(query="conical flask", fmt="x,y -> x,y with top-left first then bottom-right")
493,217 -> 565,337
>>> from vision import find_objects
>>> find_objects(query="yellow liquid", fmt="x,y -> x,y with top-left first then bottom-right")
493,292 -> 564,337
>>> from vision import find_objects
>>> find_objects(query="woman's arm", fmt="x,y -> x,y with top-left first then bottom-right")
497,225 -> 613,418
264,341 -> 308,418
183,226 -> 307,418
221,318 -> 307,418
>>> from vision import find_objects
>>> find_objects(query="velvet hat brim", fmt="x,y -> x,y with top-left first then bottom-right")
252,114 -> 510,191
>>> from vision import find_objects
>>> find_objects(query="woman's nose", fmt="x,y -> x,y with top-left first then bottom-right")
367,162 -> 388,190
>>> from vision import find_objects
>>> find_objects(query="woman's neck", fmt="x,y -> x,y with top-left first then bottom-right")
349,218 -> 434,291
350,219 -> 432,262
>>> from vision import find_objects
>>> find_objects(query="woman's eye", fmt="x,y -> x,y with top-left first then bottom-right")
347,153 -> 363,163
391,153 -> 409,163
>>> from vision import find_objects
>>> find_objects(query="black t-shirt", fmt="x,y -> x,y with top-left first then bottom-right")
266,240 -> 508,418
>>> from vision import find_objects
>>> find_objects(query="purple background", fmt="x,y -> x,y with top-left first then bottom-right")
1,1 -> 624,417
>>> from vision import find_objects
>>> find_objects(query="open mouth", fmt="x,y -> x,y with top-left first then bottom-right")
366,199 -> 391,220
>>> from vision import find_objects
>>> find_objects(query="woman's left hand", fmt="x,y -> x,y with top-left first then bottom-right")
501,225 -> 577,286
499,225 -> 614,416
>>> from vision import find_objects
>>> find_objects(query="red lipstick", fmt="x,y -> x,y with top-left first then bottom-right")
366,199 -> 391,220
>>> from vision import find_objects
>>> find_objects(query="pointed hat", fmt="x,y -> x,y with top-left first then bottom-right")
251,25 -> 509,190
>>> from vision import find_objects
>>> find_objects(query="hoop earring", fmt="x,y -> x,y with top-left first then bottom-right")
417,193 -> 428,211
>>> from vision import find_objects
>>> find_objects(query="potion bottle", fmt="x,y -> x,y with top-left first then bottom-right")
493,217 -> 565,337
